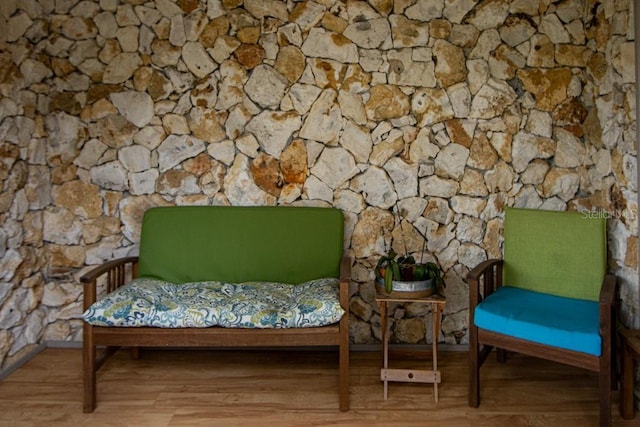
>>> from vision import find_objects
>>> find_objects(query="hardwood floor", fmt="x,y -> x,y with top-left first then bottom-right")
0,347 -> 636,426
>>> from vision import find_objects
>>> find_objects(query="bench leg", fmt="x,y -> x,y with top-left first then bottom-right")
83,324 -> 96,413
339,344 -> 349,410
338,318 -> 350,411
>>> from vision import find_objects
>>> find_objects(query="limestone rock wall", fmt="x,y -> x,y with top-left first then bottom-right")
0,0 -> 637,368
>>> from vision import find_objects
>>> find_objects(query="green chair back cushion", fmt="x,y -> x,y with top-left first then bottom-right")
503,207 -> 607,301
137,206 -> 344,285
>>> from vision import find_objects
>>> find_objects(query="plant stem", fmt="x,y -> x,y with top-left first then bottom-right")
421,230 -> 427,264
401,221 -> 408,256
394,202 -> 408,257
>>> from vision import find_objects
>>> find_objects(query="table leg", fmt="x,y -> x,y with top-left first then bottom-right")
377,297 -> 445,402
381,301 -> 388,400
432,302 -> 441,403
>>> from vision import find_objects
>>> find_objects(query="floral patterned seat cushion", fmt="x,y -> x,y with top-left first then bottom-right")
82,277 -> 345,329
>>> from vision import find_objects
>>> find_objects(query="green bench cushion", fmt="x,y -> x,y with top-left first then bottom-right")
137,206 -> 344,285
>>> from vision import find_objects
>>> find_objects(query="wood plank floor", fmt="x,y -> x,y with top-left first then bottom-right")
0,347 -> 636,426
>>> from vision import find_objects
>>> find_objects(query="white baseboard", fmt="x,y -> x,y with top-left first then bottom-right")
45,340 -> 82,349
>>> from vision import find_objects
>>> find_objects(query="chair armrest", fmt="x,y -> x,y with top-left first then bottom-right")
467,259 -> 503,283
81,256 -> 139,310
599,274 -> 617,306
339,255 -> 352,311
599,274 -> 617,339
467,259 -> 503,310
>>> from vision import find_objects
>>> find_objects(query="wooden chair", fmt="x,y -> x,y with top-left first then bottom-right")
468,207 -> 617,427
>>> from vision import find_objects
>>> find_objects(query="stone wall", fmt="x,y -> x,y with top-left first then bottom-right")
0,0 -> 637,369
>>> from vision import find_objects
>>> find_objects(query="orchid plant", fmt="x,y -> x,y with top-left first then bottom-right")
374,205 -> 445,294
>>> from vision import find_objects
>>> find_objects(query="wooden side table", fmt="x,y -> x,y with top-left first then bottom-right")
620,327 -> 640,419
376,293 -> 446,402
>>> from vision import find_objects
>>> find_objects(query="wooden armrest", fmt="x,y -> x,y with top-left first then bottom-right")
81,256 -> 139,309
339,255 -> 351,282
467,259 -> 503,310
80,256 -> 139,283
599,274 -> 617,339
467,259 -> 503,282
599,274 -> 617,306
339,255 -> 352,311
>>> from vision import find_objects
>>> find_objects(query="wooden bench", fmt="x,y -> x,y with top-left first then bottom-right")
81,206 -> 351,413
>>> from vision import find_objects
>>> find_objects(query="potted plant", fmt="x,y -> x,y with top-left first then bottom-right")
374,204 -> 445,297
375,248 -> 444,296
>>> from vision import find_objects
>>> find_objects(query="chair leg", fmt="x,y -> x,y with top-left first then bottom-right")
599,352 -> 612,427
599,370 -> 611,427
620,339 -> 635,419
469,326 -> 480,407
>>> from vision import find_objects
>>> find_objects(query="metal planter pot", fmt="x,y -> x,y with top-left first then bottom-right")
375,278 -> 434,298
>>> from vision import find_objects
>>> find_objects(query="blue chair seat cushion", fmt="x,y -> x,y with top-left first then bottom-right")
474,286 -> 601,356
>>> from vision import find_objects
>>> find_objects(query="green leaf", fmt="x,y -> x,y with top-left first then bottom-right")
414,264 -> 426,280
391,261 -> 401,281
384,265 -> 393,293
